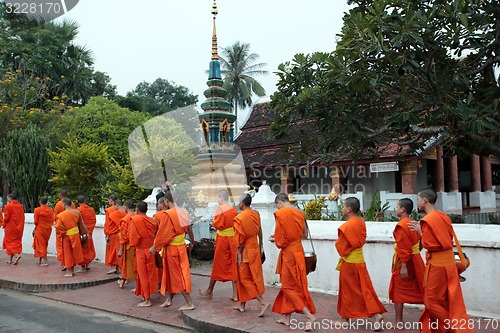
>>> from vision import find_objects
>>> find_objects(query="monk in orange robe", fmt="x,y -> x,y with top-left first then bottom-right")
389,198 -> 424,326
336,197 -> 386,330
76,195 -> 96,271
2,192 -> 25,265
152,197 -> 167,287
232,193 -> 269,317
53,189 -> 75,270
104,195 -> 122,274
199,189 -> 238,300
32,196 -> 53,266
409,188 -> 473,333
118,199 -> 137,288
150,190 -> 195,311
271,193 -> 316,327
55,198 -> 86,277
130,201 -> 158,307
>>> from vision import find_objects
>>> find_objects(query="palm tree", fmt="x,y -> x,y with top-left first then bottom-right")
219,42 -> 268,134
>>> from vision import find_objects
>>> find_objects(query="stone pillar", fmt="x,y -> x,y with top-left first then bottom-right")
280,166 -> 294,194
481,156 -> 492,191
448,155 -> 459,191
434,147 -> 445,192
471,154 -> 481,192
400,160 -> 418,194
331,166 -> 346,194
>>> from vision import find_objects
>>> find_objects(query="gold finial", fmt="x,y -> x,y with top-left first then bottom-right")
211,0 -> 218,60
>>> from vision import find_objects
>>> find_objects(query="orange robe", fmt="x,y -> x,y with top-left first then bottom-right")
130,214 -> 158,299
211,203 -> 238,282
33,205 -> 54,258
77,204 -> 97,265
2,200 -> 25,256
119,213 -> 137,280
104,207 -> 123,267
153,211 -> 164,285
336,216 -> 387,318
154,207 -> 192,295
272,207 -> 316,315
389,217 -> 425,304
419,211 -> 473,333
233,208 -> 265,303
54,200 -> 75,265
55,210 -> 84,268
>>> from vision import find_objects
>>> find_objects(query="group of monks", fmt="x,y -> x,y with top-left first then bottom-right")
101,190 -> 196,309
334,189 -> 473,333
1,186 -> 473,332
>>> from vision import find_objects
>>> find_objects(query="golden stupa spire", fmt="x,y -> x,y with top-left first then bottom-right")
211,0 -> 218,60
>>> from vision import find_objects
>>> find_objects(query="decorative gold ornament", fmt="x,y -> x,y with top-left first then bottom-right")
328,188 -> 339,201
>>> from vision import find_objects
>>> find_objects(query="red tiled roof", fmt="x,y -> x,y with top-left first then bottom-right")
235,102 -> 434,169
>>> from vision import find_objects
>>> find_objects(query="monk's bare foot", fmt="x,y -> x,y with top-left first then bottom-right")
258,302 -> 270,317
230,296 -> 238,302
390,321 -> 403,330
107,269 -> 118,274
6,260 -> 12,264
333,318 -> 349,328
305,315 -> 317,332
85,265 -> 91,271
76,268 -> 86,273
198,288 -> 212,297
61,266 -> 67,271
119,279 -> 126,289
159,299 -> 172,308
137,300 -> 152,307
276,317 -> 291,326
13,255 -> 21,265
232,304 -> 245,312
178,304 -> 195,311
64,273 -> 74,277
40,263 -> 49,267
131,288 -> 136,293
372,313 -> 383,332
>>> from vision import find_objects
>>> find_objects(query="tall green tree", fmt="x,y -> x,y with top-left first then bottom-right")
115,78 -> 197,116
1,124 -> 51,212
270,0 -> 500,160
55,96 -> 151,166
219,42 -> 268,133
0,7 -> 116,105
48,139 -> 110,212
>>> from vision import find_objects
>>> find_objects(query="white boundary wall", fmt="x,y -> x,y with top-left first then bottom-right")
2,208 -> 499,319
253,192 -> 500,319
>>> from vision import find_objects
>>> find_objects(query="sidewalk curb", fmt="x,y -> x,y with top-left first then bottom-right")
181,311 -> 248,333
33,292 -> 197,332
0,277 -> 118,293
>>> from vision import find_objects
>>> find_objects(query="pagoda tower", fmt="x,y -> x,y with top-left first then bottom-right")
191,0 -> 247,203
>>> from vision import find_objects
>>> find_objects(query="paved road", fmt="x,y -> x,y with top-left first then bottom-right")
0,289 -> 191,333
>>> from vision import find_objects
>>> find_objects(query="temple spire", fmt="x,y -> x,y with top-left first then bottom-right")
211,1 -> 218,60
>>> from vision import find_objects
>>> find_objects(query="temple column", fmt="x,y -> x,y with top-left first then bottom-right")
481,156 -> 492,191
469,154 -> 482,208
470,155 -> 497,211
470,154 -> 481,192
400,160 -> 418,194
280,166 -> 294,194
434,147 -> 445,192
442,155 -> 462,211
448,156 -> 459,191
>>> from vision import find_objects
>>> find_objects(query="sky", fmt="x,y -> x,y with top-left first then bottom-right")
62,0 -> 353,120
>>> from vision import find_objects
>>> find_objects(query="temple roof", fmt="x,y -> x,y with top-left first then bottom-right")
235,102 -> 436,169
